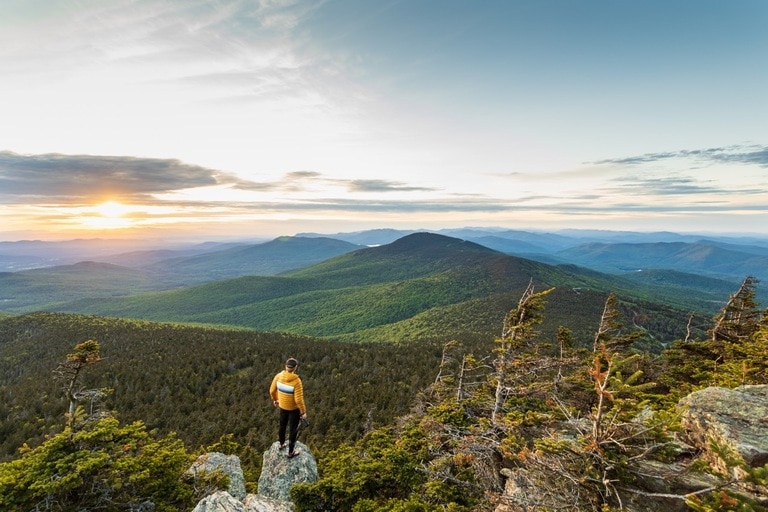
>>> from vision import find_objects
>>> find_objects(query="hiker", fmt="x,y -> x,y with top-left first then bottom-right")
269,357 -> 307,458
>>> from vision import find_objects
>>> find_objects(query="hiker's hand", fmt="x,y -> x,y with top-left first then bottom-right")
273,400 -> 279,407
301,413 -> 307,420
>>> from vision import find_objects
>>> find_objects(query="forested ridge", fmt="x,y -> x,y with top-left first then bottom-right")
0,312 -> 452,462
34,233 -> 708,347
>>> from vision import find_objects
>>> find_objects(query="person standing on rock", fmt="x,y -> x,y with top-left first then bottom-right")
269,357 -> 307,458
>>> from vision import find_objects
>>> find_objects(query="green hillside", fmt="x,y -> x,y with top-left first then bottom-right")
0,261 -> 162,310
618,269 -> 741,298
144,236 -> 362,284
46,233 -> 710,349
0,236 -> 364,313
558,241 -> 768,283
0,312 -> 452,465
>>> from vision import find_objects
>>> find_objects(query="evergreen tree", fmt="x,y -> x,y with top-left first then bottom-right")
661,276 -> 767,392
0,417 -> 196,511
710,276 -> 762,345
491,281 -> 554,423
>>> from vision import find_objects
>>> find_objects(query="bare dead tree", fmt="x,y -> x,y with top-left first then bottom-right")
710,275 -> 761,344
684,312 -> 695,343
52,340 -> 104,429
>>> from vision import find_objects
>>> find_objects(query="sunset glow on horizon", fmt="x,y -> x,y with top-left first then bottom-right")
2,1 -> 767,241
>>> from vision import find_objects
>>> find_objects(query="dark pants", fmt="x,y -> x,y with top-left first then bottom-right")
279,408 -> 301,453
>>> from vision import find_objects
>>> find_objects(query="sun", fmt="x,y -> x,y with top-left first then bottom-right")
79,201 -> 135,229
95,201 -> 129,218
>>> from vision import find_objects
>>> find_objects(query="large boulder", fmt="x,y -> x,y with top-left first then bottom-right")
187,452 -> 247,501
193,491 -> 245,512
192,491 -> 293,512
678,385 -> 768,472
192,442 -> 317,512
243,494 -> 294,512
257,441 -> 318,503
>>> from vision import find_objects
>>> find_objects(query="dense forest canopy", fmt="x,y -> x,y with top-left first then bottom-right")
0,313 -> 454,462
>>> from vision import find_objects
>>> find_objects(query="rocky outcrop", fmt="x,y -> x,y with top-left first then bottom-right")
242,494 -> 294,512
192,491 -> 243,512
187,452 -> 247,501
257,441 -> 319,503
192,441 -> 318,512
192,491 -> 293,512
496,385 -> 768,511
679,385 -> 768,473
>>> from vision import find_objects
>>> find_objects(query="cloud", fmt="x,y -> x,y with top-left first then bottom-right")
244,196 -> 511,213
606,175 -> 733,196
595,144 -> 768,167
598,169 -> 767,200
347,179 -> 434,193
709,146 -> 768,167
235,172 -> 436,194
0,152 -> 444,214
0,151 -> 246,203
285,171 -> 322,179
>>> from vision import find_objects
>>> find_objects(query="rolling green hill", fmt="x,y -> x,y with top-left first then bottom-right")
143,236 -> 362,285
557,241 -> 768,283
0,236 -> 363,313
0,261 -> 162,310
46,233 -> 717,348
617,268 -> 741,298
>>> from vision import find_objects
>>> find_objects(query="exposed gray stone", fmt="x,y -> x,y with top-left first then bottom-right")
257,441 -> 318,503
192,491 -> 245,512
243,493 -> 294,512
187,452 -> 247,501
193,491 -> 294,512
678,385 -> 768,470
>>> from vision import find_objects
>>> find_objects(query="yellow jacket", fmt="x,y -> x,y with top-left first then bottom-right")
269,370 -> 306,414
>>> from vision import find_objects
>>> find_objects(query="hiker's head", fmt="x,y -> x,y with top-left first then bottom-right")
285,358 -> 298,370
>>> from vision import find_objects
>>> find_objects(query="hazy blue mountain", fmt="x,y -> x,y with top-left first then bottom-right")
296,228 -> 416,246
618,269 -> 741,299
0,238 -> 245,271
0,253 -> 49,271
143,236 -> 362,285
693,239 -> 768,257
97,242 -> 251,267
557,241 -> 768,282
460,235 -> 548,254
0,261 -> 161,311
0,236 -> 362,313
300,228 -> 581,252
553,230 -> 702,244
299,227 -> 768,255
5,228 -> 766,273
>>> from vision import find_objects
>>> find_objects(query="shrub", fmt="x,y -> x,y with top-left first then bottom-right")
0,417 -> 195,511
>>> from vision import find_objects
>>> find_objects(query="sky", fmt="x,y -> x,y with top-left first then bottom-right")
1,0 -> 767,241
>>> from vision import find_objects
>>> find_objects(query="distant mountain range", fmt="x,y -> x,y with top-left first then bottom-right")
141,236 -> 361,286
1,228 -> 765,347
0,231 -> 751,350
0,236 -> 360,310
0,238 -> 252,271
3,228 -> 766,280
